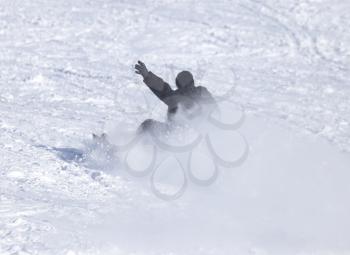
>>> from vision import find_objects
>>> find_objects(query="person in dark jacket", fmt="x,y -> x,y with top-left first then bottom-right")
135,61 -> 216,134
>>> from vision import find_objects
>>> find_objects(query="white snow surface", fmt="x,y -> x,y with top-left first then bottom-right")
1,0 -> 350,254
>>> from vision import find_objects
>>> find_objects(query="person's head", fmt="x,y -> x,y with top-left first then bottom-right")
176,71 -> 194,89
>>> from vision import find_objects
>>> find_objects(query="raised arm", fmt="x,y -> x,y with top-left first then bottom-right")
135,61 -> 174,105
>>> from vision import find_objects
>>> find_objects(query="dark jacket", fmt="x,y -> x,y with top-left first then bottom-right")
143,72 -> 216,120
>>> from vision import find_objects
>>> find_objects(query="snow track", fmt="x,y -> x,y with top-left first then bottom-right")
1,0 -> 350,254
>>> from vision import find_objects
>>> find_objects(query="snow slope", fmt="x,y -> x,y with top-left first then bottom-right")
0,0 -> 350,254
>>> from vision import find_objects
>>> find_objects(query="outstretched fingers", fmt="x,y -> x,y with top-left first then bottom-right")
135,60 -> 148,77
135,64 -> 142,71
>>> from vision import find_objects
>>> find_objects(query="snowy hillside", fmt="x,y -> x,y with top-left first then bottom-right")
0,0 -> 350,254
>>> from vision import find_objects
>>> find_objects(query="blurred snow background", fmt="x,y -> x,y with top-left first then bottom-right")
0,0 -> 350,254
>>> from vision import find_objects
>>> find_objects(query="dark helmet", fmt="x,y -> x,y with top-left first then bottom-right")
176,71 -> 194,89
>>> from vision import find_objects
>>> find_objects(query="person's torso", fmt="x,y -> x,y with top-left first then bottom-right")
166,86 -> 215,121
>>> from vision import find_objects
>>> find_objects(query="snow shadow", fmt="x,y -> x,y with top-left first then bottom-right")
34,144 -> 86,163
51,147 -> 86,162
35,144 -> 119,172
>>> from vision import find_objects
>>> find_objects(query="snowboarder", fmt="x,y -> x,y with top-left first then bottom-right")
135,60 -> 216,134
93,61 -> 216,141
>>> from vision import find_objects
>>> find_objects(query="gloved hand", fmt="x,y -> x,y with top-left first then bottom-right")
135,60 -> 149,78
